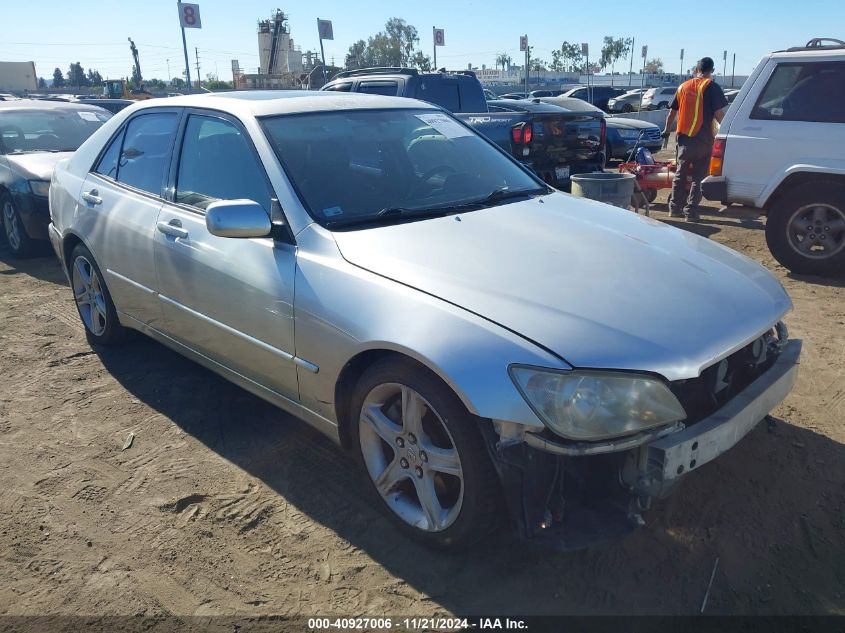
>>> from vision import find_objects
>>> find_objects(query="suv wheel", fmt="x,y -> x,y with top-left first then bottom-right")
1,193 -> 35,258
622,103 -> 634,113
351,357 -> 501,547
766,181 -> 845,276
658,101 -> 670,109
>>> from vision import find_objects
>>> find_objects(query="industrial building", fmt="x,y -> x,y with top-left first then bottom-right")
234,9 -> 314,90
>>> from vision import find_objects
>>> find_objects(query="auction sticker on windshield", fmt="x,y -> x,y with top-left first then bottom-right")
415,113 -> 473,139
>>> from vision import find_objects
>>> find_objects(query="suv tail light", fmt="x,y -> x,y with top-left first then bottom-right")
709,138 -> 726,176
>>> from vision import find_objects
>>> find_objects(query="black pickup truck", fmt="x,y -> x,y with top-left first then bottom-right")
321,68 -> 605,189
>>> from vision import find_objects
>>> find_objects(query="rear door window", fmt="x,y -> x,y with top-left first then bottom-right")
415,80 -> 461,111
358,81 -> 399,96
117,112 -> 179,196
94,128 -> 125,180
751,62 -> 845,123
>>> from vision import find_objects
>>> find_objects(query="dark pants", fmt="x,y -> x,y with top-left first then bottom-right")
670,135 -> 712,217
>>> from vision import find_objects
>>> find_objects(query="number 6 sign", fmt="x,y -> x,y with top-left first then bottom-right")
178,2 -> 202,29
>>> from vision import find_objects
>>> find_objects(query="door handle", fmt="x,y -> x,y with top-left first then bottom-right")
81,189 -> 102,205
157,220 -> 189,239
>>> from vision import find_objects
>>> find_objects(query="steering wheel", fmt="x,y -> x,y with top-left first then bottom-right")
412,165 -> 457,196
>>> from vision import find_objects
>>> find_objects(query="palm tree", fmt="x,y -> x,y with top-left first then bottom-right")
496,52 -> 510,72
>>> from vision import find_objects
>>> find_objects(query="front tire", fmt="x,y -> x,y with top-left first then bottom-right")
70,244 -> 128,345
765,181 -> 845,276
622,103 -> 634,113
350,357 -> 501,547
1,193 -> 35,258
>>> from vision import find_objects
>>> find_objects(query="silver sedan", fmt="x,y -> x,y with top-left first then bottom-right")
49,92 -> 801,548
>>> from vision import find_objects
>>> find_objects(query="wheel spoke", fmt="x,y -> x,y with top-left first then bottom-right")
827,218 -> 845,233
401,386 -> 425,437
797,236 -> 816,252
361,404 -> 402,445
812,206 -> 827,224
374,458 -> 406,496
74,258 -> 92,287
422,443 -> 462,478
414,475 -> 445,531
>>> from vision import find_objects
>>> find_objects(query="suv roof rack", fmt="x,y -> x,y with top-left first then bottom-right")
331,67 -> 419,80
784,37 -> 845,52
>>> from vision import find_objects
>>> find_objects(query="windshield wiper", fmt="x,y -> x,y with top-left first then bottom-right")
449,186 -> 551,211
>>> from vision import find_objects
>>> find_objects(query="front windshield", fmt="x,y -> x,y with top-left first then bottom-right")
261,108 -> 546,228
0,108 -> 111,154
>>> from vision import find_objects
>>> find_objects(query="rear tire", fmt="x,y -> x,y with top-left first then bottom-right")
658,101 -> 669,110
622,103 -> 634,113
1,193 -> 35,258
350,357 -> 501,548
69,244 -> 128,345
765,181 -> 845,276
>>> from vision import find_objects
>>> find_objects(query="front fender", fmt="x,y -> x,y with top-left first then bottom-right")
292,225 -> 567,430
760,162 -> 845,208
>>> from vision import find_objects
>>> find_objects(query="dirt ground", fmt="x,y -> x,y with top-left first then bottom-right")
1,178 -> 844,621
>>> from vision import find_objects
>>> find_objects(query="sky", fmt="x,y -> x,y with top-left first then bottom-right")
2,0 -> 842,83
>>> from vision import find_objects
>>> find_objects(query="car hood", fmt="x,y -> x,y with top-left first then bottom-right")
5,151 -> 73,181
606,117 -> 658,130
331,194 -> 792,381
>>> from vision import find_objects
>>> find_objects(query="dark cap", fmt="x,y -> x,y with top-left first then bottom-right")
697,57 -> 715,73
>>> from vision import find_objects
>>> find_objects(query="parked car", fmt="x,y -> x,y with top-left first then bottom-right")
535,96 -> 663,161
321,68 -> 605,189
528,89 -> 564,98
49,91 -> 800,549
702,38 -> 845,276
641,86 -> 678,110
499,92 -> 529,100
74,98 -> 134,114
0,99 -> 111,256
607,91 -> 645,113
560,86 -> 626,111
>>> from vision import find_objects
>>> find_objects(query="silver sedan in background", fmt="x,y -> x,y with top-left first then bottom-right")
49,92 -> 800,549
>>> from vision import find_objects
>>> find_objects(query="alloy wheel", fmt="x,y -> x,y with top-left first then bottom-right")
786,203 -> 845,260
72,255 -> 108,336
3,201 -> 21,251
359,383 -> 464,532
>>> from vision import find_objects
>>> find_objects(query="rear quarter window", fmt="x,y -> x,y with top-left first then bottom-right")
358,81 -> 399,96
751,61 -> 845,123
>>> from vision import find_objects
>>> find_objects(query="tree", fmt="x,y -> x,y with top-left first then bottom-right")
559,41 -> 583,73
495,52 -> 512,72
550,50 -> 563,73
205,79 -> 232,90
67,62 -> 87,89
130,63 -> 143,89
644,58 -> 664,74
346,18 -> 424,70
530,58 -> 546,82
409,51 -> 432,72
52,67 -> 65,87
170,77 -> 185,89
345,40 -> 367,69
37,77 -> 47,89
87,68 -> 103,86
146,78 -> 167,89
599,36 -> 632,85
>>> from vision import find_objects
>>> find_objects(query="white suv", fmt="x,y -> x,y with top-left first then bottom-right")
641,86 -> 677,110
702,38 -> 845,276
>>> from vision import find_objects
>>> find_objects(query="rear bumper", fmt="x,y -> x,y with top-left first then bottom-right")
702,175 -> 728,203
48,223 -> 69,279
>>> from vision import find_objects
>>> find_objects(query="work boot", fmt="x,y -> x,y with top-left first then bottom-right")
685,212 -> 701,222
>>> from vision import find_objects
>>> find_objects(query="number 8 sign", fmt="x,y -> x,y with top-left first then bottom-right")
178,2 -> 202,29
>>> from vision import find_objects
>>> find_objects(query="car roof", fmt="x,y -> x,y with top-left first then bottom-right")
0,98 -> 109,112
534,96 -> 604,114
488,99 -> 568,112
128,90 -> 438,117
769,47 -> 845,61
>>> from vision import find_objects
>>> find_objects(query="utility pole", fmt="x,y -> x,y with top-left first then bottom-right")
432,26 -> 437,69
194,47 -> 201,91
679,48 -> 684,80
525,46 -> 531,95
723,50 -> 728,79
731,53 -> 736,88
628,36 -> 635,89
167,59 -> 171,83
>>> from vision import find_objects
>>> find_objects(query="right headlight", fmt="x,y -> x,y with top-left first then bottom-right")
509,366 -> 686,442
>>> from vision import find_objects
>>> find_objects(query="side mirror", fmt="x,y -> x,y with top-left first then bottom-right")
206,199 -> 271,238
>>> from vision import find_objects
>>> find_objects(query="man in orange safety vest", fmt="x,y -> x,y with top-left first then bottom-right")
662,57 -> 728,221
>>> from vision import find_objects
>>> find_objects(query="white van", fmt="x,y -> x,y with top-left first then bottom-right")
702,38 -> 845,276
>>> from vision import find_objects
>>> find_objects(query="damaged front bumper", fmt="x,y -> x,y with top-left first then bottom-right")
482,338 -> 802,550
